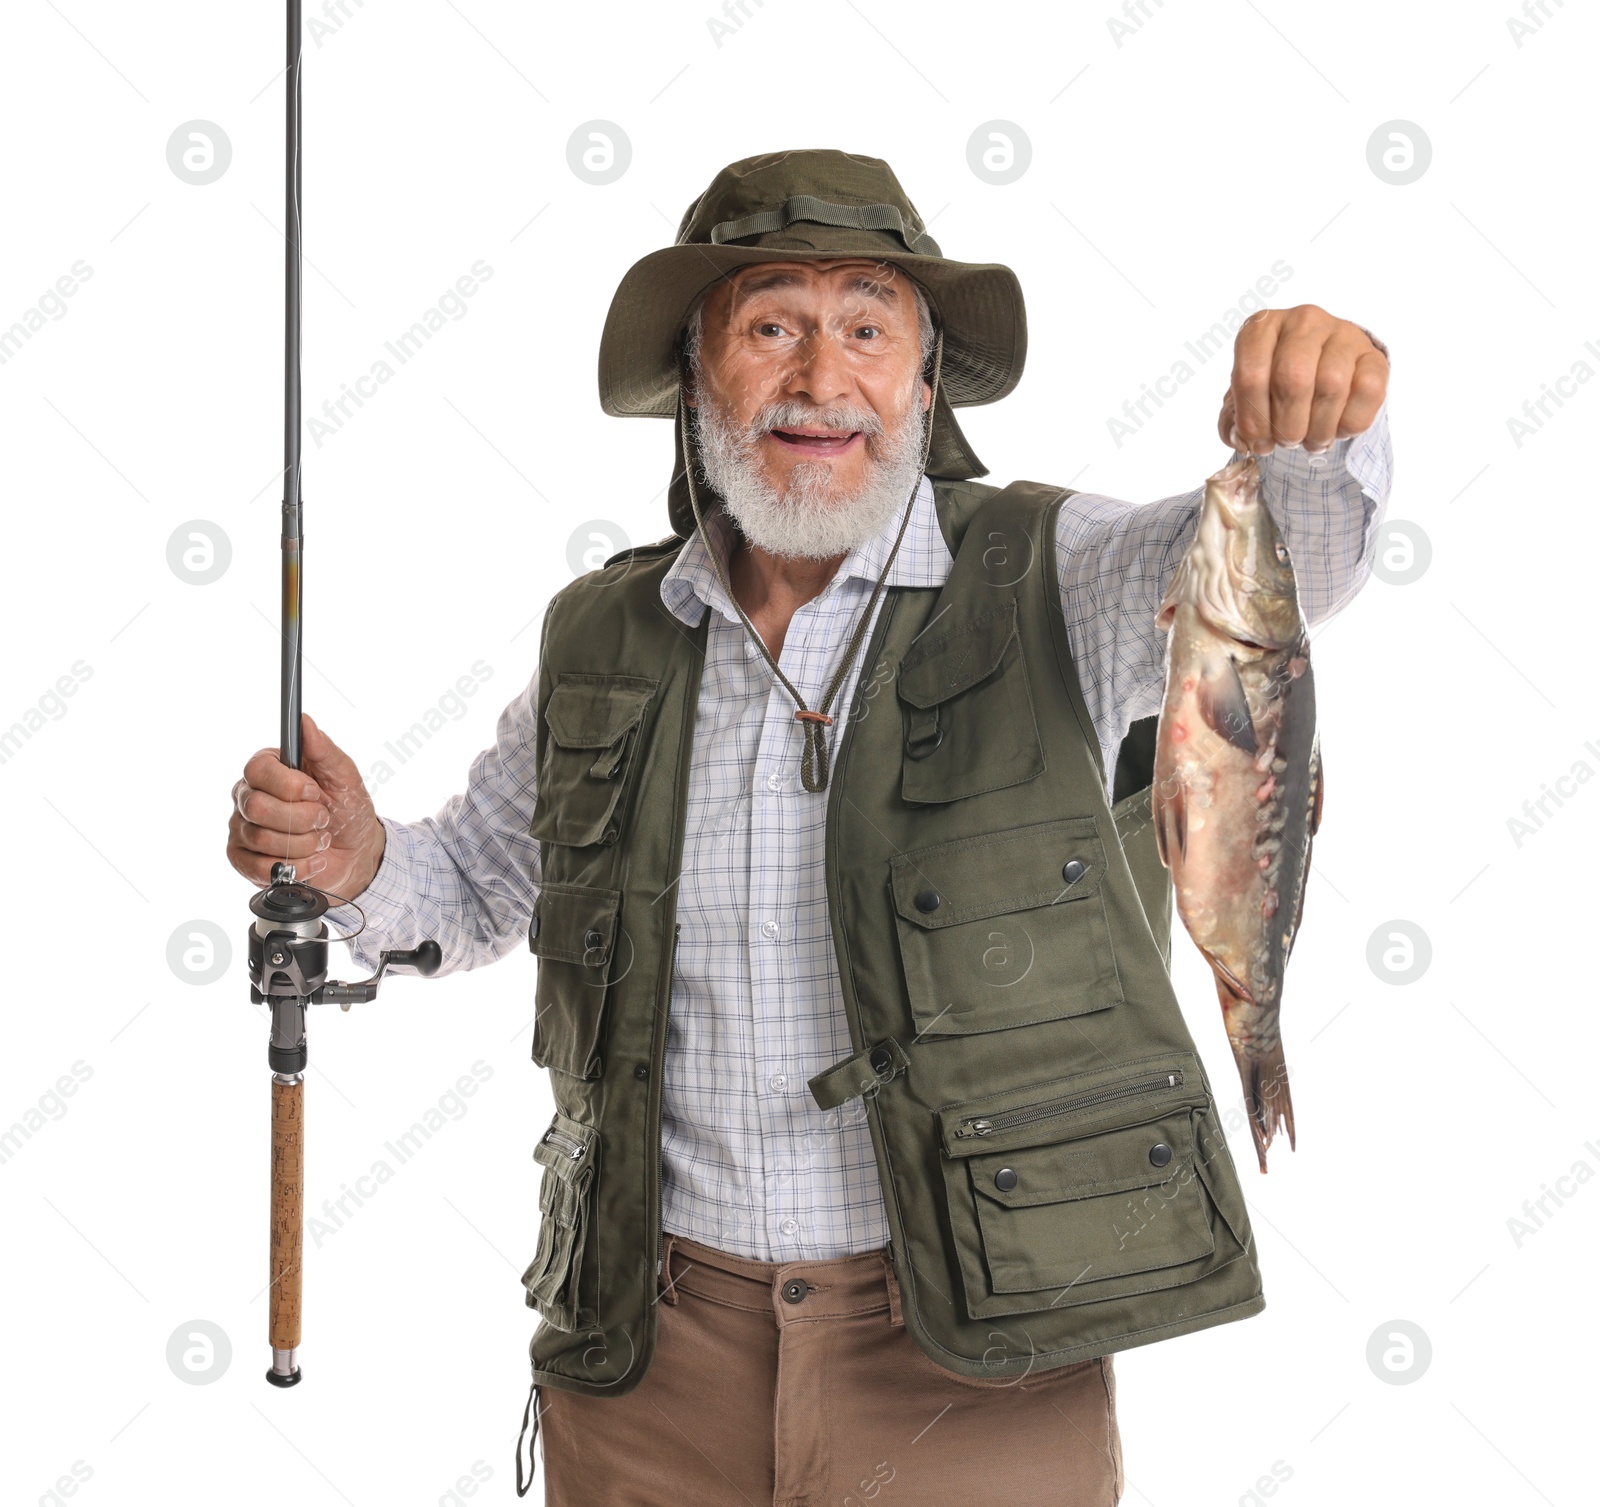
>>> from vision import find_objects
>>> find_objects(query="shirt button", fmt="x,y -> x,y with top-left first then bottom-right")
769,1073 -> 787,1091
779,1217 -> 798,1237
761,919 -> 780,940
766,771 -> 784,792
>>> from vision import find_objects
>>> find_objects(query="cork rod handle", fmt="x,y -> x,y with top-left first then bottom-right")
268,1076 -> 304,1381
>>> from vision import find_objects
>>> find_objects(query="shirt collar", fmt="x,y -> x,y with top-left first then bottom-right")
660,473 -> 947,628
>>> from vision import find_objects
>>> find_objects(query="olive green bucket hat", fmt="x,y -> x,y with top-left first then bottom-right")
596,148 -> 1028,537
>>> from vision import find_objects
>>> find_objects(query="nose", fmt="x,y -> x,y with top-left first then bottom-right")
772,325 -> 853,410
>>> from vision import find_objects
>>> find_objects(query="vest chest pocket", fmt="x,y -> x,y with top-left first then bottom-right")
890,817 -> 1122,1038
529,673 -> 658,847
528,882 -> 622,1079
936,1058 -> 1246,1321
897,600 -> 1043,804
521,1110 -> 599,1332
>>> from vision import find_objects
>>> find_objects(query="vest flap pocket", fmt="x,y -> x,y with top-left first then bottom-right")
897,602 -> 1017,709
546,676 -> 656,750
936,1062 -> 1244,1320
528,883 -> 622,1079
896,602 -> 1043,804
889,818 -> 1120,1036
970,1112 -> 1214,1296
892,817 -> 1108,930
530,673 -> 658,846
522,1110 -> 598,1332
529,882 -> 621,966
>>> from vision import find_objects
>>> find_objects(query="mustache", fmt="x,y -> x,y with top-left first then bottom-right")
737,399 -> 887,442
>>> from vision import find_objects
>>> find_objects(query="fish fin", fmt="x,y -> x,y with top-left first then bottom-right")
1208,952 -> 1257,1010
1197,655 -> 1258,755
1283,746 -> 1322,964
1215,977 -> 1296,1174
1309,740 -> 1324,837
1152,779 -> 1185,869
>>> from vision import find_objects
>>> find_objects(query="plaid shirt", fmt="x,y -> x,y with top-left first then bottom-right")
328,405 -> 1393,1260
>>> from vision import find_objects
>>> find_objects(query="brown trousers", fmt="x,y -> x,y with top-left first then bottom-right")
536,1231 -> 1124,1507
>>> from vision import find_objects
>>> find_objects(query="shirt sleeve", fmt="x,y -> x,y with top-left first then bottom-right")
1056,398 -> 1394,803
322,667 -> 543,977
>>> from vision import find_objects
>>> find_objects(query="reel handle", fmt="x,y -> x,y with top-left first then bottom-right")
386,941 -> 442,977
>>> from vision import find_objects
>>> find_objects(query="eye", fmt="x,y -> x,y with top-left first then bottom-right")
854,325 -> 881,340
756,322 -> 785,337
1274,542 -> 1290,563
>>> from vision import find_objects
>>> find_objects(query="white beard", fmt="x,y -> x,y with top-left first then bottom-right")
689,379 -> 929,561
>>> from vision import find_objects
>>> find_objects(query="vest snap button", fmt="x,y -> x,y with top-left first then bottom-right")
994,1167 -> 1018,1192
914,889 -> 941,913
869,1045 -> 893,1075
633,1063 -> 649,1081
1149,1142 -> 1172,1168
781,1278 -> 808,1304
1062,859 -> 1086,884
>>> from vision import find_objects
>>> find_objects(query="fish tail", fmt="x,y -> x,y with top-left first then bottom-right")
1213,973 -> 1296,1173
1235,1042 -> 1296,1174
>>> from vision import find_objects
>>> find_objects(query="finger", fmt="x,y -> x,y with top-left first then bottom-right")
245,746 -> 323,804
235,783 -> 331,836
1216,390 -> 1240,449
239,821 -> 329,861
232,842 -> 326,888
1228,311 -> 1282,454
1335,349 -> 1388,438
1264,310 -> 1334,449
1301,336 -> 1361,452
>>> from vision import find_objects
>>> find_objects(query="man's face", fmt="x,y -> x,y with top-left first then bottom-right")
685,258 -> 933,558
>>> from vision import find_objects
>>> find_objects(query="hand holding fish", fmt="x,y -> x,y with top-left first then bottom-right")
1216,305 -> 1389,456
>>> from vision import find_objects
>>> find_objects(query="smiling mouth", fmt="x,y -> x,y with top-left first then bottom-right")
766,428 -> 863,454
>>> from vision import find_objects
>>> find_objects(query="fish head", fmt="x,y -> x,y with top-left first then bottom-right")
1157,454 -> 1305,649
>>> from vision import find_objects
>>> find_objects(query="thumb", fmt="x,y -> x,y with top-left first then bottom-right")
299,711 -> 365,798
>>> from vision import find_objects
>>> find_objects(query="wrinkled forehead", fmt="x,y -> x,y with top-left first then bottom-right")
712,258 -> 915,319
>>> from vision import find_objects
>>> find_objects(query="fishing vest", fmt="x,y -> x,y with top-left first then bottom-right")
518,476 -> 1264,1398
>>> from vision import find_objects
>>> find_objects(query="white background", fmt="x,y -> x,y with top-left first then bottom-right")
2,1 -> 1594,1504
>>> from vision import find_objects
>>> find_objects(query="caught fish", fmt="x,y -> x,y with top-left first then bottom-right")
1151,453 -> 1321,1173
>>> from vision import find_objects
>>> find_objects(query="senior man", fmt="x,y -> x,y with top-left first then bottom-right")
228,149 -> 1391,1506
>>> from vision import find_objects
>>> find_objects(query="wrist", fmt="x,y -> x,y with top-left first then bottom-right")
358,816 -> 388,894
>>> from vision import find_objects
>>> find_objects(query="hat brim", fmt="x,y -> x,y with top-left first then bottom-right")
598,242 -> 1027,420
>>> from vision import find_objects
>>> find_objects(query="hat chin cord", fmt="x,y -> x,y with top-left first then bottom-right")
675,328 -> 946,794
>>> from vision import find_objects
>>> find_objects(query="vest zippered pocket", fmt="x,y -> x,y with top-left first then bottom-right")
953,1070 -> 1184,1141
541,1124 -> 590,1160
521,1110 -> 599,1332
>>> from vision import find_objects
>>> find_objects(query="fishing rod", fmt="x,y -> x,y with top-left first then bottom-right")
246,0 -> 441,1388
